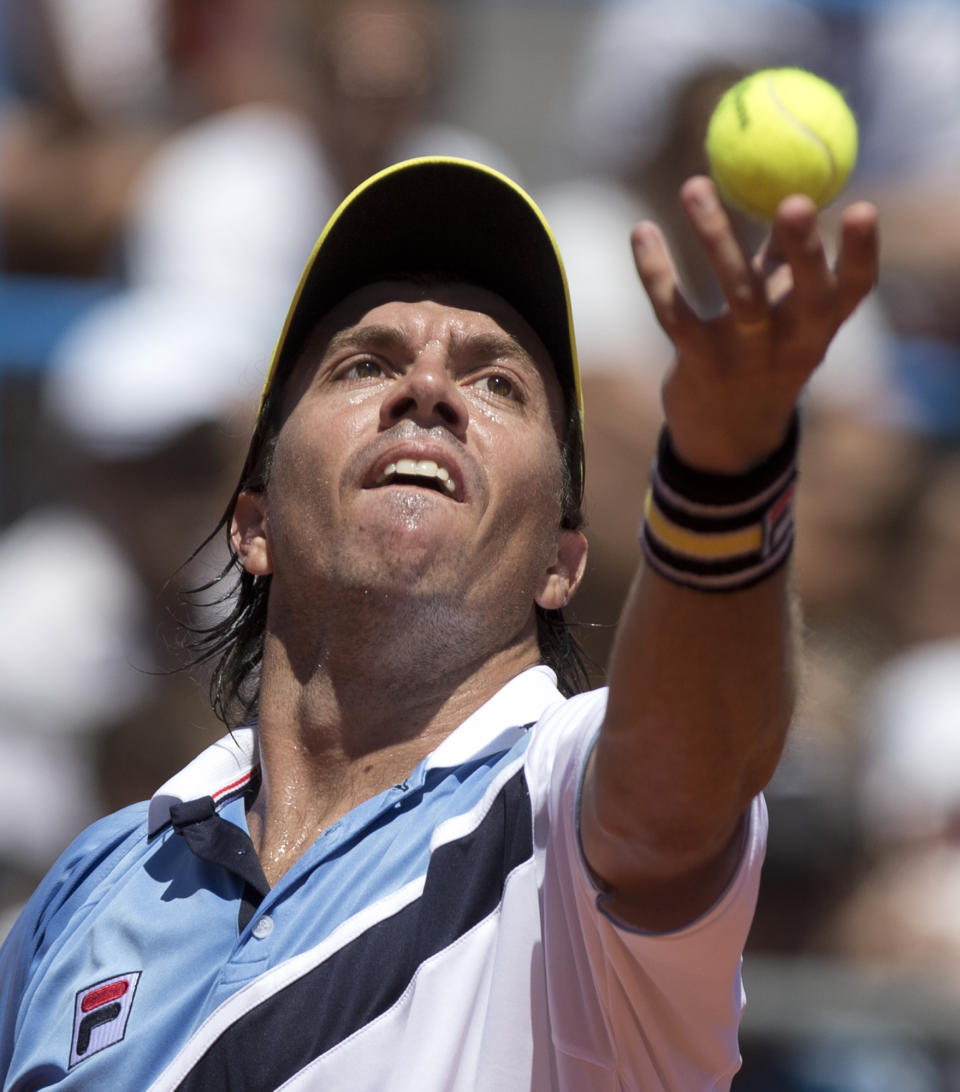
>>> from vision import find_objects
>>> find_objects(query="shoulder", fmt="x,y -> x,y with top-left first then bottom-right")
6,802 -> 149,956
0,803 -> 148,1072
525,687 -> 608,774
517,687 -> 609,822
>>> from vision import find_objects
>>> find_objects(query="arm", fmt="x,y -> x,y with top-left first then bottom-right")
580,177 -> 879,932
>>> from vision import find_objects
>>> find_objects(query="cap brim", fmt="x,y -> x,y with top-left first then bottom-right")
261,156 -> 582,427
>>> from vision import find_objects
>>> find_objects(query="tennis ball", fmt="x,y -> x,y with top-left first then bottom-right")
705,68 -> 858,221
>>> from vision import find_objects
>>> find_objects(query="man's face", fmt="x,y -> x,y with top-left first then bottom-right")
234,280 -> 585,646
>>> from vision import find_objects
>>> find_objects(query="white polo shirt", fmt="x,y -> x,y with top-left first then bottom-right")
0,667 -> 766,1090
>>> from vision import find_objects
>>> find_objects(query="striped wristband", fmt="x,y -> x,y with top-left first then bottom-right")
640,416 -> 799,592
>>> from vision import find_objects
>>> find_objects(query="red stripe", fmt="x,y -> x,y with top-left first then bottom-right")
768,484 -> 795,525
81,980 -> 129,1012
212,768 -> 257,801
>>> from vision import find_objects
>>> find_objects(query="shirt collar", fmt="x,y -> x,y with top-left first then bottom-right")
147,666 -> 563,835
148,727 -> 258,836
423,665 -> 563,771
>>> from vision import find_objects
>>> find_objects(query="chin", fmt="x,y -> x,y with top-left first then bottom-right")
360,501 -> 466,557
329,531 -> 454,592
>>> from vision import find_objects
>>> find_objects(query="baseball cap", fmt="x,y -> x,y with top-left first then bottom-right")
248,155 -> 584,505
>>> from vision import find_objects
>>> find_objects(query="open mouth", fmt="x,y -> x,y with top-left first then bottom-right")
376,458 -> 457,497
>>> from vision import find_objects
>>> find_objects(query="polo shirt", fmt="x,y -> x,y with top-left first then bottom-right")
0,666 -> 766,1091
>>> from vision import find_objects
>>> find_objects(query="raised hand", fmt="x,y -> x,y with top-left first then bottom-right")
631,175 -> 879,474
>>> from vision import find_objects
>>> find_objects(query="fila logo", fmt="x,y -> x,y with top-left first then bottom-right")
69,972 -> 141,1069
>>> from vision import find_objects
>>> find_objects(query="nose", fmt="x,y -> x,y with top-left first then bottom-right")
379,354 -> 469,439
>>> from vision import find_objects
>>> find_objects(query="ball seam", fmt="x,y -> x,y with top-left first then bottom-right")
765,72 -> 838,202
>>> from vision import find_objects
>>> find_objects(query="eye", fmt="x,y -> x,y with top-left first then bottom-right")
340,358 -> 386,380
478,374 -> 516,399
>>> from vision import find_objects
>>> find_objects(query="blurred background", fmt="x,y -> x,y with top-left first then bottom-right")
2,0 -> 960,1086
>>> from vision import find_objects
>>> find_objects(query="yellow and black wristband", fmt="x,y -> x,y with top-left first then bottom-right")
640,415 -> 799,592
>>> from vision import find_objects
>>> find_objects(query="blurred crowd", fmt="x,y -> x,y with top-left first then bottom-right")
2,1 -> 960,1088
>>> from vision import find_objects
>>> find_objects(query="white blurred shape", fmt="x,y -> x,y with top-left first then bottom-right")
44,0 -> 168,119
860,638 -> 960,847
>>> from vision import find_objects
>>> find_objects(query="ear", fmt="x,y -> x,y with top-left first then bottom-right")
534,530 -> 588,611
231,491 -> 273,576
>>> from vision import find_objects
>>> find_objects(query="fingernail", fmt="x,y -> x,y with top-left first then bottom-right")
633,223 -> 654,252
688,186 -> 718,214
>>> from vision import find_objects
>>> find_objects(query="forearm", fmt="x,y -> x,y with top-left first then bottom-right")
581,423 -> 801,928
584,561 -> 795,896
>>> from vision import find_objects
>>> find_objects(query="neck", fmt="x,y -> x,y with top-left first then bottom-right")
247,588 -> 541,885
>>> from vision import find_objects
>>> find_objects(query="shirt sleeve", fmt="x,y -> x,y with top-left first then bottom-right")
0,803 -> 148,1083
526,688 -> 767,1092
0,899 -> 36,1082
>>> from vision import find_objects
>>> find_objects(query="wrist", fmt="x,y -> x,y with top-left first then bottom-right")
663,415 -> 798,476
640,412 -> 800,593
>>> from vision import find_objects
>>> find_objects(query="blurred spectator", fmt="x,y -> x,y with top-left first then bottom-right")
0,507 -> 144,910
0,0 -> 175,409
301,0 -> 515,192
0,0 -> 170,278
816,638 -> 960,989
796,0 -> 960,446
788,0 -> 960,676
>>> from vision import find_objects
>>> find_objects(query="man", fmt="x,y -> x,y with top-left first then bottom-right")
0,157 -> 878,1089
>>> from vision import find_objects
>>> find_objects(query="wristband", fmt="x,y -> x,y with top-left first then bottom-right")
640,416 -> 799,592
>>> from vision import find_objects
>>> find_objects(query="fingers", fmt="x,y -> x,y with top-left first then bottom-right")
835,201 -> 880,321
630,219 -> 698,340
633,178 -> 880,348
765,196 -> 878,327
765,194 -> 832,312
750,193 -> 879,331
679,177 -> 765,324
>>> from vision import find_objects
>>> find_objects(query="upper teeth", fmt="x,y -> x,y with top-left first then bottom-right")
382,458 -> 456,494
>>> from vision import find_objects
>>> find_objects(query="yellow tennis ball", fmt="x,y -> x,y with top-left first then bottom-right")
705,67 -> 858,221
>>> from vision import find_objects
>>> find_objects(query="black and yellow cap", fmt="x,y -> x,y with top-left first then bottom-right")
253,156 -> 583,504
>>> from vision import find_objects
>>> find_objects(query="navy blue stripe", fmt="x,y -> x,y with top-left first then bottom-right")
173,766 -> 534,1091
654,414 -> 799,505
643,530 -> 794,590
650,485 -> 771,534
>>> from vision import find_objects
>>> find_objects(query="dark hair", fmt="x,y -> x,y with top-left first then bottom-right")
187,318 -> 590,727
